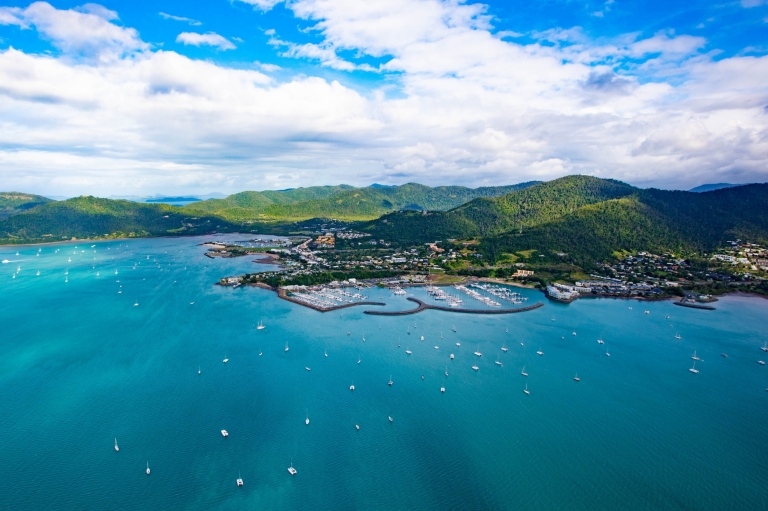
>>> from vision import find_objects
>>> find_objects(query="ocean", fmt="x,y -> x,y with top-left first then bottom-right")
1,235 -> 767,510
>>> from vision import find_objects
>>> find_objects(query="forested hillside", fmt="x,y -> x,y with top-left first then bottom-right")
0,192 -> 52,220
0,196 -> 236,243
363,177 -> 768,265
181,182 -> 539,221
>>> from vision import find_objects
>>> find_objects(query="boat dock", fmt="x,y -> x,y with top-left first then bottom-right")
363,297 -> 544,316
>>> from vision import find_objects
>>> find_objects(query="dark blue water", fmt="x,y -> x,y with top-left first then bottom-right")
1,235 -> 767,510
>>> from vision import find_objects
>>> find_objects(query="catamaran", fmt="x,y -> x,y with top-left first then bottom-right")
237,473 -> 243,486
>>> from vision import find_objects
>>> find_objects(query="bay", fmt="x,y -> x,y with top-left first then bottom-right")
1,235 -> 767,510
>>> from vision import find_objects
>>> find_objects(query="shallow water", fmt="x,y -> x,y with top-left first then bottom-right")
1,235 -> 767,510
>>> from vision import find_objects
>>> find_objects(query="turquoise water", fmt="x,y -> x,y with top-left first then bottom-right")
1,235 -> 767,510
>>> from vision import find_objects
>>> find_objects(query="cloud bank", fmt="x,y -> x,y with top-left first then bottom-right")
0,0 -> 767,196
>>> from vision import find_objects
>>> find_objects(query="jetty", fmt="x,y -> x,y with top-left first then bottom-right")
673,299 -> 715,311
364,297 -> 544,316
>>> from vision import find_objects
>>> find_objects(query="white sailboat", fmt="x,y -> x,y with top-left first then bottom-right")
521,366 -> 528,377
114,438 -> 119,452
573,374 -> 580,382
472,364 -> 479,371
691,350 -> 700,361
445,366 -> 449,377
689,361 -> 699,374
405,348 -> 412,355
223,353 -> 228,363
675,333 -> 682,340
495,356 -> 503,367
257,321 -> 265,330
305,411 -> 310,425
285,342 -> 289,352
198,366 -> 201,375
237,472 -> 243,486
523,383 -> 530,395
388,375 -> 393,386
501,343 -> 508,352
761,342 -> 768,352
452,325 -> 457,332
325,349 -> 328,357
146,462 -> 150,475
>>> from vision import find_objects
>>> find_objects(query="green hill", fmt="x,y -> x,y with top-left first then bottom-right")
181,182 -> 539,222
363,177 -> 768,265
0,196 -> 236,243
0,192 -> 52,220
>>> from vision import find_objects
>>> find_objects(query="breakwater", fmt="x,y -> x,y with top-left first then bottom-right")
673,300 -> 716,311
364,297 -> 544,316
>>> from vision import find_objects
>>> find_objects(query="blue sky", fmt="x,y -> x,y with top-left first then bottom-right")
0,0 -> 767,196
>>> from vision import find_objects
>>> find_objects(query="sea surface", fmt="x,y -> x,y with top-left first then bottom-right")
1,235 -> 767,511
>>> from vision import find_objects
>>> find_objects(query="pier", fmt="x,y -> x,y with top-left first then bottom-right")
363,297 -> 544,316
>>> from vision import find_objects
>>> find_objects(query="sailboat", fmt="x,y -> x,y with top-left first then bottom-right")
523,383 -> 530,395
198,366 -> 201,375
501,343 -> 508,352
472,364 -> 479,371
456,342 -> 461,347
388,375 -> 393,386
689,361 -> 699,374
605,345 -> 611,357
114,438 -> 119,452
597,337 -> 604,345
388,416 -> 393,423
573,374 -> 580,382
691,350 -> 700,361
495,356 -> 503,367
521,366 -> 528,377
474,346 -> 482,357
257,321 -> 265,330
452,325 -> 457,332
305,411 -> 310,425
405,348 -> 412,355
761,342 -> 768,352
285,342 -> 289,352
325,349 -> 328,357
287,463 -> 297,475
536,347 -> 543,356
223,353 -> 229,363
237,472 -> 244,486
445,366 -> 449,377
146,462 -> 150,475
675,333 -> 682,340
350,381 -> 355,391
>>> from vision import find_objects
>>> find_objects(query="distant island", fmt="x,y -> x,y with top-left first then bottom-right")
144,196 -> 202,203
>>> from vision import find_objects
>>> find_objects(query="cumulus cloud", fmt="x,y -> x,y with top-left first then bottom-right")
0,0 -> 766,196
0,1 -> 146,59
176,32 -> 236,50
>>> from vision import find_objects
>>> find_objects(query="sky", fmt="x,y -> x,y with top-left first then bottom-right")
0,0 -> 767,197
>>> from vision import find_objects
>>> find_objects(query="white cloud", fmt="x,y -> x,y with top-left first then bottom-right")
0,1 -> 146,60
176,32 -> 236,50
236,0 -> 283,11
0,0 -> 766,196
159,12 -> 202,26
